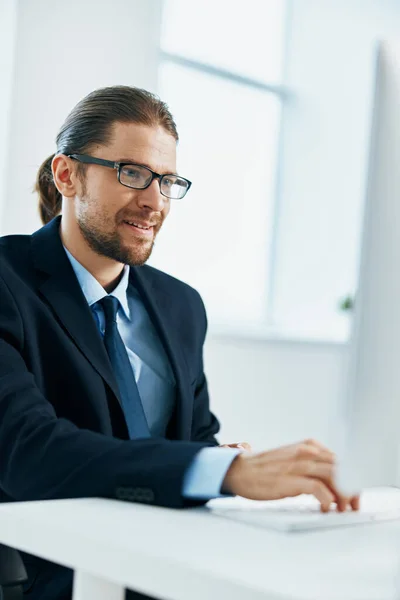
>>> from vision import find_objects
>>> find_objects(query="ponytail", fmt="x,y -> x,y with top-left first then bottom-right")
35,154 -> 61,225
34,86 -> 179,226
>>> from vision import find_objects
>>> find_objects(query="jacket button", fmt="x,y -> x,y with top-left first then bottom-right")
115,487 -> 154,503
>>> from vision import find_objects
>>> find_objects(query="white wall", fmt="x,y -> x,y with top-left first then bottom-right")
210,0 -> 400,451
2,0 -> 396,454
0,0 -> 162,237
204,0 -> 400,450
273,0 -> 400,338
0,0 -> 17,227
206,335 -> 347,451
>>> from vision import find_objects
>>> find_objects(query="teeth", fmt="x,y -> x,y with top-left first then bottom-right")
126,221 -> 150,230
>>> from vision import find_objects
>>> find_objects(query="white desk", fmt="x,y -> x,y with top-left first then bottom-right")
0,495 -> 400,600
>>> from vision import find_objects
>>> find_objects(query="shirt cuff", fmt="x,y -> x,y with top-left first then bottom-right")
182,447 -> 240,500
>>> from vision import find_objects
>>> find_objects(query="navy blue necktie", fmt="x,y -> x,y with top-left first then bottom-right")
96,295 -> 150,439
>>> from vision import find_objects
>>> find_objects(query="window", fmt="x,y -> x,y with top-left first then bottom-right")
149,0 -> 287,329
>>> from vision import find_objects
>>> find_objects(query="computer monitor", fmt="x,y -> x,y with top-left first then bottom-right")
338,40 -> 400,494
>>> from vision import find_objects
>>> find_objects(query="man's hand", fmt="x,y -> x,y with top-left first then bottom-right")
219,442 -> 252,452
222,438 -> 360,513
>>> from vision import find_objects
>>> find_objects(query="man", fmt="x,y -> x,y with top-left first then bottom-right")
0,86 -> 358,600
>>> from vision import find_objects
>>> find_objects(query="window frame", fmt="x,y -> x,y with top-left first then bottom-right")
157,4 -> 297,342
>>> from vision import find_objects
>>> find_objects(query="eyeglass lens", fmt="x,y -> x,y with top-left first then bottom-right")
119,165 -> 189,199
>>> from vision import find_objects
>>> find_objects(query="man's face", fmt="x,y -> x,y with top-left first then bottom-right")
74,122 -> 176,266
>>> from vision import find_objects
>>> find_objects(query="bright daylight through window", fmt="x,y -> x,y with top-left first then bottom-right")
149,0 -> 287,331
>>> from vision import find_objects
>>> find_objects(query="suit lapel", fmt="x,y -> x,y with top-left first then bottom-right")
31,217 -> 121,403
130,267 -> 194,440
31,216 -> 193,440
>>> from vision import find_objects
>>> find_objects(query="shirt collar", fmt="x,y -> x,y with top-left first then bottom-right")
63,246 -> 131,321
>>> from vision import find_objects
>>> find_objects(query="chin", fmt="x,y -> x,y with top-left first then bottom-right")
125,245 -> 154,267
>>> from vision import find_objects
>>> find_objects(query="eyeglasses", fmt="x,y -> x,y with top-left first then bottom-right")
67,153 -> 192,200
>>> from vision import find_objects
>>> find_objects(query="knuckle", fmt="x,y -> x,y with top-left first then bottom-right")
305,459 -> 316,475
295,444 -> 308,458
296,443 -> 317,459
304,438 -> 317,446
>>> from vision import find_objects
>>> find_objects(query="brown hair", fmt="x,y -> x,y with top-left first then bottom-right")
35,86 -> 179,225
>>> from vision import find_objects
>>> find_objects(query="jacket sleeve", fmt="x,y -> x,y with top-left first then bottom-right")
0,273 -> 208,508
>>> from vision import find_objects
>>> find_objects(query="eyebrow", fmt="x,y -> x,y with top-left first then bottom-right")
117,158 -> 178,176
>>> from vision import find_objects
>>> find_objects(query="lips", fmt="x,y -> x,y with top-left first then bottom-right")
123,221 -> 155,237
124,220 -> 154,229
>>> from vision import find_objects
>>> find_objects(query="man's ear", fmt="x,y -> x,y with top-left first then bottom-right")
52,154 -> 80,198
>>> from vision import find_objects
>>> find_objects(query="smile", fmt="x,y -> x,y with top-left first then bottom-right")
123,221 -> 154,237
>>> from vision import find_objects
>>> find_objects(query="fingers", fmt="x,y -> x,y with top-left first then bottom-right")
294,459 -> 356,512
301,465 -> 360,513
229,439 -> 359,513
322,479 -> 351,512
299,442 -> 359,512
305,479 -> 336,512
287,459 -> 334,480
303,438 -> 337,463
304,438 -> 334,454
350,495 -> 360,511
290,440 -> 354,511
316,478 -> 360,513
237,442 -> 252,452
256,442 -> 335,465
290,440 -> 335,463
281,460 -> 347,511
219,442 -> 252,452
282,476 -> 335,512
255,441 -> 358,512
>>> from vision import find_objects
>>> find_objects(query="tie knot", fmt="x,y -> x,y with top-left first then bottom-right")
98,295 -> 120,324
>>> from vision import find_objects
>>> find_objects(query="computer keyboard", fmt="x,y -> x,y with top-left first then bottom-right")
208,488 -> 400,532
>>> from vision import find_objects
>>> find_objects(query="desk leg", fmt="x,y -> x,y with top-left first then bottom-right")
72,570 -> 125,600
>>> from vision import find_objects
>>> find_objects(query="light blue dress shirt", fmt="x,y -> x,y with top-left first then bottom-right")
63,246 -> 237,499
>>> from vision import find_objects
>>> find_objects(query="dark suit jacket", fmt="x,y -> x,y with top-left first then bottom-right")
0,215 -> 220,599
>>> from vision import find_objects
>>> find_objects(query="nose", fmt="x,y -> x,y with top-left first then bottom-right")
137,179 -> 166,212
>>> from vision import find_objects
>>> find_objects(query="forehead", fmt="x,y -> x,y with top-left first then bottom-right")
101,121 -> 177,171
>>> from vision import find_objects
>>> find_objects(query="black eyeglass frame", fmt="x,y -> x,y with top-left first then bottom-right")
67,153 -> 192,199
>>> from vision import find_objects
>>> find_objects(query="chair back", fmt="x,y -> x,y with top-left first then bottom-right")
0,545 -> 27,600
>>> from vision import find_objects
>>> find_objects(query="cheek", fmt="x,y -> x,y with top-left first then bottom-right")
91,178 -> 127,211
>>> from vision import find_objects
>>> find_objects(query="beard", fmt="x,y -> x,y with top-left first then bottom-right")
76,195 -> 158,267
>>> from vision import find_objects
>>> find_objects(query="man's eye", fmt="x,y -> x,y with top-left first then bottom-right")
125,168 -> 141,179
